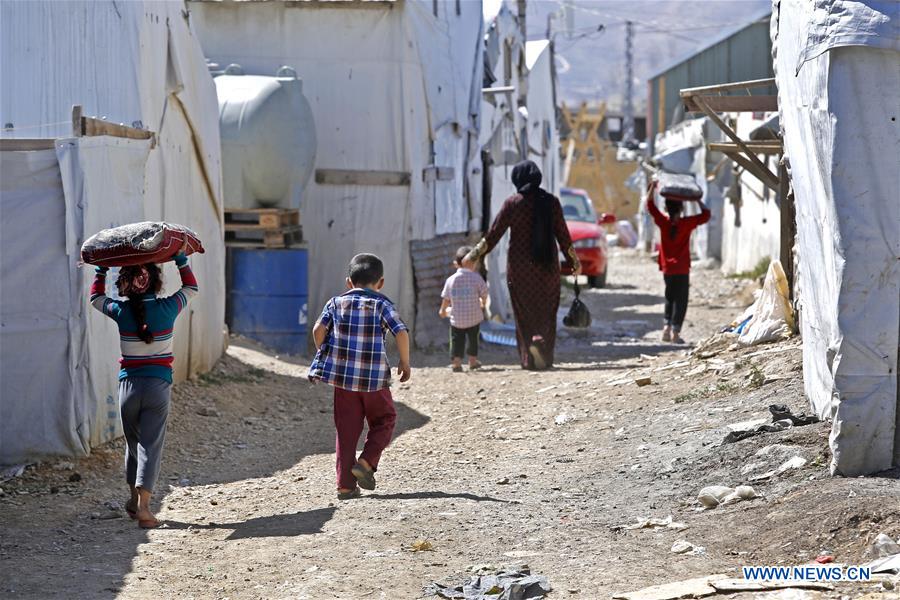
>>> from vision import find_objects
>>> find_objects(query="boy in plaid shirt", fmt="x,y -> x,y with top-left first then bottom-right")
439,246 -> 489,372
308,253 -> 411,500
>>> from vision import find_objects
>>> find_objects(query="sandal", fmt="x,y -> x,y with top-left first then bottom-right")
351,462 -> 377,491
337,487 -> 361,500
469,361 -> 482,370
125,501 -> 138,520
450,365 -> 463,373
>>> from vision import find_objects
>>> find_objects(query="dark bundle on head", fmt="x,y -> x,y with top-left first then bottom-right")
116,264 -> 163,344
348,253 -> 384,287
455,246 -> 472,265
512,160 -> 555,267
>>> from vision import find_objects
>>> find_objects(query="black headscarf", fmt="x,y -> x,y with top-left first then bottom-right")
512,160 -> 555,266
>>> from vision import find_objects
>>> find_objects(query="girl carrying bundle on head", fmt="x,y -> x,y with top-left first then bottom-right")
646,180 -> 710,344
89,246 -> 198,528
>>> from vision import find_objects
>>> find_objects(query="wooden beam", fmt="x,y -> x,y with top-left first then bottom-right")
692,94 -> 779,190
0,139 -> 56,151
679,77 -> 776,97
315,168 -> 411,186
82,117 -> 154,142
709,140 -> 783,155
684,95 -> 778,113
778,160 -> 796,303
722,150 -> 780,191
72,105 -> 83,137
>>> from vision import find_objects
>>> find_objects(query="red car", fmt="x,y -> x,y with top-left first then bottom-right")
559,187 -> 616,288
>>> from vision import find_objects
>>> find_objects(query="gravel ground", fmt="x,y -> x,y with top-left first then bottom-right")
1,249 -> 898,600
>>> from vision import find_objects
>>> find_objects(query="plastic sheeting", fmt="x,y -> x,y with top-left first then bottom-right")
0,1 -> 225,462
773,0 -> 900,475
192,1 -> 484,328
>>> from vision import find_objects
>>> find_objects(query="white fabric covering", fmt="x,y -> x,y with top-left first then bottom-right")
191,0 -> 484,324
773,0 -> 900,475
0,1 -> 225,462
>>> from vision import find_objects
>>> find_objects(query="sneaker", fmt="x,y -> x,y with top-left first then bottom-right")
662,326 -> 672,342
468,361 -> 482,370
351,462 -> 377,490
450,364 -> 463,373
672,332 -> 685,344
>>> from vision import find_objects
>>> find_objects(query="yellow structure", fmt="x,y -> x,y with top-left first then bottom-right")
560,102 -> 640,219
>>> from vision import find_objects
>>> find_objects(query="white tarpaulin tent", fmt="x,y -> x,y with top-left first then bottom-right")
772,0 -> 900,475
0,1 -> 225,463
191,0 -> 484,333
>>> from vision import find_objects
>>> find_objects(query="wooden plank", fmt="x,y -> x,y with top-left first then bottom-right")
315,168 -> 411,186
72,105 -> 83,137
708,140 -> 783,155
693,95 -> 779,190
0,139 -> 56,151
679,77 -> 776,96
723,150 -> 780,191
684,94 -> 778,113
82,117 -> 154,141
778,161 -> 796,303
224,208 -> 300,229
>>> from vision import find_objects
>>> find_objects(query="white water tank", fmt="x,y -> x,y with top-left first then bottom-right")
215,66 -> 317,209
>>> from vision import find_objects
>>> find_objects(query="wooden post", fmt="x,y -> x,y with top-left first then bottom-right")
778,160 -> 795,302
71,105 -> 83,137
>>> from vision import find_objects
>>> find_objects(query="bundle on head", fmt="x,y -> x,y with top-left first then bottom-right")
116,264 -> 163,343
511,160 -> 554,267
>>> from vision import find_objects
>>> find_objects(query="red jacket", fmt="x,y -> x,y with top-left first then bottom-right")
647,198 -> 710,275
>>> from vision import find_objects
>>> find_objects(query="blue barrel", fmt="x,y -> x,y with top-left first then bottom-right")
227,248 -> 308,355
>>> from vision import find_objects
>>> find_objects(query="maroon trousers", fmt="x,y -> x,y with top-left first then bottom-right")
333,386 -> 397,490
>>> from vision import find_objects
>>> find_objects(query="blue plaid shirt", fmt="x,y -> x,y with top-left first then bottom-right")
307,288 -> 408,392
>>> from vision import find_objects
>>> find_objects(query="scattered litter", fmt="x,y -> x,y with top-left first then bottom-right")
411,539 -> 434,552
734,260 -> 794,346
726,418 -> 769,432
52,461 -> 75,471
613,515 -> 688,531
671,540 -> 706,555
554,413 -> 574,425
698,485 -> 758,508
634,376 -> 652,387
814,554 -> 834,564
426,565 -> 552,599
0,464 -> 27,481
867,552 -> 900,574
496,478 -> 510,485
777,456 -> 807,473
692,332 -> 738,359
613,574 -> 728,600
870,533 -> 900,558
722,404 -> 818,444
536,385 -> 557,394
503,550 -> 542,558
195,406 -> 220,417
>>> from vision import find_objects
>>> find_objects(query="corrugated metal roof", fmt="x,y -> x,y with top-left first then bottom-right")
647,6 -> 772,80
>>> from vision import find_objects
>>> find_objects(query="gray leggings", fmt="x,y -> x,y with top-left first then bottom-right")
118,376 -> 171,492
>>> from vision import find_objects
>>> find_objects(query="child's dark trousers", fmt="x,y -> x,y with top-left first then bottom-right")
664,274 -> 690,330
333,386 -> 396,489
450,324 -> 480,358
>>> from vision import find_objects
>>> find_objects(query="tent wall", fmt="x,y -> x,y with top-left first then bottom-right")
190,0 -> 483,337
772,0 -> 900,475
0,0 -> 225,462
720,112 -> 781,275
525,41 -> 560,197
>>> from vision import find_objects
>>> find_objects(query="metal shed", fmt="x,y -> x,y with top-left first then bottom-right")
646,7 -> 773,150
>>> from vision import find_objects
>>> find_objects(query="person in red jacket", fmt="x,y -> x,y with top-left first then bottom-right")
646,181 -> 711,343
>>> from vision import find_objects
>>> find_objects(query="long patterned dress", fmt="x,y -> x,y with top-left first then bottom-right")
484,191 -> 575,369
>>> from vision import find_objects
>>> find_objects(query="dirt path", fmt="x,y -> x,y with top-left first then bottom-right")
2,250 -> 898,599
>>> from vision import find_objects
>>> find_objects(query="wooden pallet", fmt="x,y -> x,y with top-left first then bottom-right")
225,226 -> 303,248
224,208 -> 303,248
224,207 -> 300,229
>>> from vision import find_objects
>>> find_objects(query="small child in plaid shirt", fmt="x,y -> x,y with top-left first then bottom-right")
308,253 -> 411,500
439,246 -> 489,372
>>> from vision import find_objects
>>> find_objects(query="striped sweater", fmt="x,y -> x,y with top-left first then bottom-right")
90,255 -> 199,383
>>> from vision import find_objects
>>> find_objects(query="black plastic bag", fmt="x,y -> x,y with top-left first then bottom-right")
563,283 -> 591,328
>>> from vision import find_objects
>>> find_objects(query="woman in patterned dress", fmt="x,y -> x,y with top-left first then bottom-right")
467,161 -> 581,370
